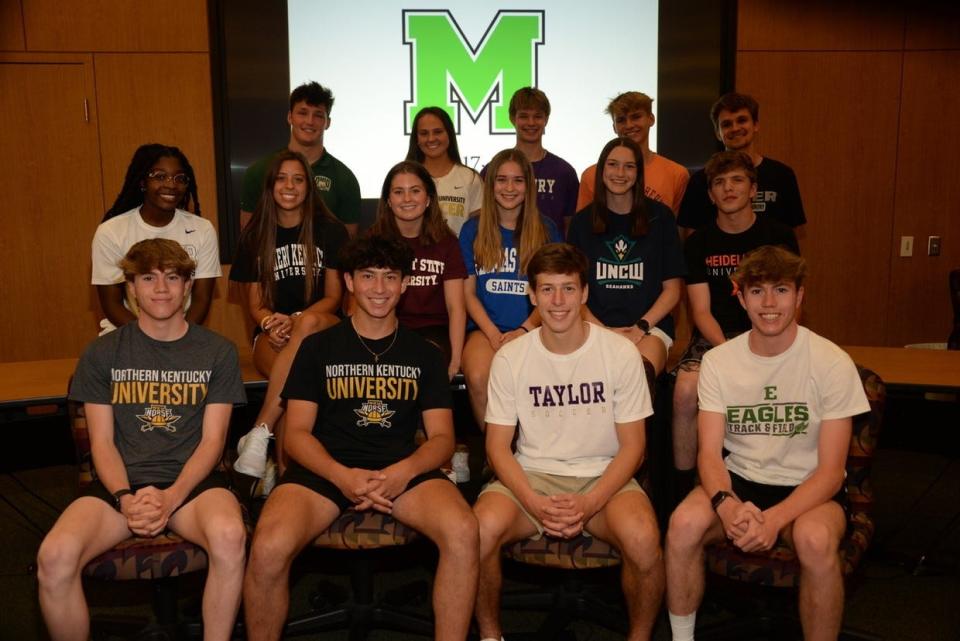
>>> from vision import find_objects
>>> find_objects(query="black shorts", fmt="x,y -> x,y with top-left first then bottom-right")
83,471 -> 231,514
278,461 -> 451,511
729,472 -> 849,516
411,325 -> 451,365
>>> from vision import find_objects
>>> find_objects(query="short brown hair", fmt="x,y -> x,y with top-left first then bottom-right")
731,245 -> 806,290
120,238 -> 196,282
704,151 -> 757,185
528,243 -> 589,289
509,87 -> 551,118
606,91 -> 653,118
710,92 -> 760,131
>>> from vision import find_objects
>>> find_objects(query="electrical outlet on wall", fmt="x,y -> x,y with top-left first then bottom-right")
928,236 -> 941,256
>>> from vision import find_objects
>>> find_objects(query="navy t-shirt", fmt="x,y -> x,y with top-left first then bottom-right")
567,200 -> 686,337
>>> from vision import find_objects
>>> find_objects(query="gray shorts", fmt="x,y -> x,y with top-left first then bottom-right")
480,470 -> 643,539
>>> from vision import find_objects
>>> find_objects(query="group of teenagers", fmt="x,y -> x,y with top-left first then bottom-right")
34,80 -> 870,641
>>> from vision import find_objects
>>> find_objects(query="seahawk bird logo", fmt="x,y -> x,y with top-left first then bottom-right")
606,235 -> 634,261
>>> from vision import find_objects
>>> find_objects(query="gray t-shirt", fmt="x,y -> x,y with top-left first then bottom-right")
69,323 -> 246,486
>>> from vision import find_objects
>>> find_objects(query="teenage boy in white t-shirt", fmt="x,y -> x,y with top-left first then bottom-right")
664,245 -> 869,641
474,243 -> 664,641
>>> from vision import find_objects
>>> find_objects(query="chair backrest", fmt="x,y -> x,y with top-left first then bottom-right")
845,366 -> 886,518
67,392 -> 96,488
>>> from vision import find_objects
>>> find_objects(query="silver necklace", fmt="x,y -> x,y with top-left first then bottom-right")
352,318 -> 399,363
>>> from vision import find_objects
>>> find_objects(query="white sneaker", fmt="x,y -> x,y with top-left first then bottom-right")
234,423 -> 272,478
252,458 -> 278,498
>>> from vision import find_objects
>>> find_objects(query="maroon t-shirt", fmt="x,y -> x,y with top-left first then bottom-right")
397,234 -> 467,329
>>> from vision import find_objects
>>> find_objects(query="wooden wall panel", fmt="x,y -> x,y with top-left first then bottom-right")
905,5 -> 960,50
0,0 -> 26,50
94,53 -> 217,230
92,51 -> 250,357
886,51 -> 960,347
0,57 -> 102,360
736,51 -> 902,346
21,0 -> 207,52
737,0 -> 904,51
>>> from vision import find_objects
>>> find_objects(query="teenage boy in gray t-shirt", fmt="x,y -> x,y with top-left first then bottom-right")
37,239 -> 247,641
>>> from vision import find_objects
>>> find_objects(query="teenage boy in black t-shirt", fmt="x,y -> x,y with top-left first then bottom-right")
672,151 -> 798,497
678,92 -> 806,235
243,236 -> 479,641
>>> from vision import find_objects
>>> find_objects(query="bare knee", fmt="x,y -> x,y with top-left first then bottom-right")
794,520 -> 841,572
474,502 -> 513,557
437,509 -> 480,560
666,500 -> 714,553
618,520 -> 663,572
205,516 -> 247,566
37,533 -> 84,589
672,372 -> 699,417
248,522 -> 299,580
464,362 -> 489,394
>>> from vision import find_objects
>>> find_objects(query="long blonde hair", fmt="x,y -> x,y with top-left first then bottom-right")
473,149 -> 550,274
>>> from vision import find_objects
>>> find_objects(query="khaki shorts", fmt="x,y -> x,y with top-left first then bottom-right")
480,470 -> 643,539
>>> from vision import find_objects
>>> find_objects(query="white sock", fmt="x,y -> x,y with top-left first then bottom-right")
668,611 -> 696,641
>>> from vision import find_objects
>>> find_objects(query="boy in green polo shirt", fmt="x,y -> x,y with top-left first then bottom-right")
240,81 -> 360,236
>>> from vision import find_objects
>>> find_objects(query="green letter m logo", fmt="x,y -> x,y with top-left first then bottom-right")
403,10 -> 544,135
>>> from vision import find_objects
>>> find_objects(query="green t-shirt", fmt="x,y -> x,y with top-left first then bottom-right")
240,147 -> 361,224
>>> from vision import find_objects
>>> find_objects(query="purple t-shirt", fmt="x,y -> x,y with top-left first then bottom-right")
481,151 -> 579,231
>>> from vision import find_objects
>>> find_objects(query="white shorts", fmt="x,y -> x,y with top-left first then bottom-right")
647,326 -> 673,353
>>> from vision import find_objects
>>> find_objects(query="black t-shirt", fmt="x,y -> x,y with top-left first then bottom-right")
230,218 -> 348,315
281,320 -> 451,467
678,157 -> 807,230
567,200 -> 687,337
684,216 -> 799,335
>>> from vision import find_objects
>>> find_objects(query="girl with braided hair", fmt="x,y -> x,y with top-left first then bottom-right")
92,143 -> 220,331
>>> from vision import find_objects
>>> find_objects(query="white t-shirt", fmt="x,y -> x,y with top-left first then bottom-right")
698,326 -> 870,486
433,164 -> 482,237
91,207 -> 222,285
486,324 -> 653,477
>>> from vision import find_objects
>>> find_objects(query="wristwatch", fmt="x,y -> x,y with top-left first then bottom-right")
113,488 -> 133,510
635,318 -> 650,334
710,490 -> 732,511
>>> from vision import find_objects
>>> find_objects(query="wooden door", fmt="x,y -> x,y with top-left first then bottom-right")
0,55 -> 103,361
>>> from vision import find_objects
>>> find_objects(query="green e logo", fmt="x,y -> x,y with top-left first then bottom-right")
763,386 -> 778,400
403,10 -> 544,134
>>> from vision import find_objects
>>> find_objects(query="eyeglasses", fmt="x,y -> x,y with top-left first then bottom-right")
146,170 -> 190,185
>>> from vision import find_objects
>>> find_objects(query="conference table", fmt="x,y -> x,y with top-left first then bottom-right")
1,346 -> 958,413
0,356 -> 267,413
841,346 -> 960,393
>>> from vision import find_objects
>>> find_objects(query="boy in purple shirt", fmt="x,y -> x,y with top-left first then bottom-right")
482,87 -> 579,233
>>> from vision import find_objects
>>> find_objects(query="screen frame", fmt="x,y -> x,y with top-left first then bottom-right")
208,0 -> 737,261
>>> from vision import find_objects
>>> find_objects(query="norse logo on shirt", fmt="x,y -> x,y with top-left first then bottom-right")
136,405 -> 182,433
354,399 -> 396,428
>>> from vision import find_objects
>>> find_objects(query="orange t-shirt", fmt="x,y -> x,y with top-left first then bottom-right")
576,153 -> 689,214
